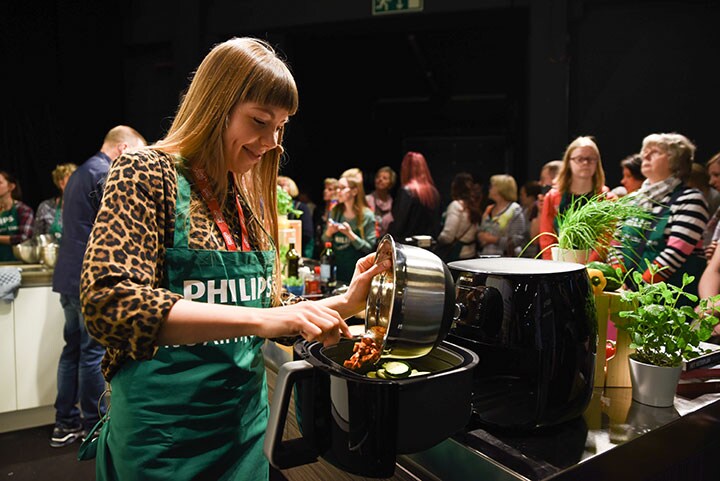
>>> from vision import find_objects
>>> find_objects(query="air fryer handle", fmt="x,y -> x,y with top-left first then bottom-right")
264,359 -> 318,470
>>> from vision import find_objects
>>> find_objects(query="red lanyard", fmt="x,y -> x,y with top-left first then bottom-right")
189,167 -> 251,252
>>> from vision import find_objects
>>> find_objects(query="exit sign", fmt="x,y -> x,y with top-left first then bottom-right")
372,0 -> 424,16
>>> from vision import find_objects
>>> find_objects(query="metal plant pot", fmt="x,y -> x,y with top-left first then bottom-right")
628,356 -> 682,407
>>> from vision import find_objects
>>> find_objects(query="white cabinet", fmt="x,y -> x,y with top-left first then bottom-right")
14,287 -> 64,410
0,287 -> 64,414
0,300 -> 17,413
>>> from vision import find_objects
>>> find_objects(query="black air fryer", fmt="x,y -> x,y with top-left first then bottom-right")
447,257 -> 597,430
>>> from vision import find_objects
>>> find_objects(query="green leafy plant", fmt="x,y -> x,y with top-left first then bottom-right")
283,276 -> 304,287
523,193 -> 654,258
277,186 -> 303,217
617,266 -> 720,367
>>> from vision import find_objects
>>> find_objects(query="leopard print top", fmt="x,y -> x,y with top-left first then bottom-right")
81,149 -> 267,381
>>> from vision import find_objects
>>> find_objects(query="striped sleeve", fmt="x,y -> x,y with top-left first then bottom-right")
644,188 -> 708,282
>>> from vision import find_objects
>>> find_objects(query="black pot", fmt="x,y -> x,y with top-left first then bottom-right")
447,257 -> 597,430
264,338 -> 479,478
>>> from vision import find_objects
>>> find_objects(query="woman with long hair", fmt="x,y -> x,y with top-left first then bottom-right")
33,163 -> 77,241
538,136 -> 613,259
323,175 -> 376,283
478,174 -> 527,256
80,38 -> 388,480
435,172 -> 481,260
387,151 -> 441,240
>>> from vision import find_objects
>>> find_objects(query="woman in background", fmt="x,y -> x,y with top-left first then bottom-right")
0,171 -> 34,261
478,174 -> 526,256
365,166 -> 396,239
611,154 -> 645,197
277,175 -> 314,257
610,133 -> 707,297
313,177 -> 338,258
34,163 -> 77,241
322,176 -> 376,283
387,151 -> 441,240
436,172 -> 481,261
538,136 -> 613,259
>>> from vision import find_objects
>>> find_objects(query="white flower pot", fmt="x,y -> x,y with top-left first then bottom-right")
628,356 -> 682,407
550,247 -> 591,264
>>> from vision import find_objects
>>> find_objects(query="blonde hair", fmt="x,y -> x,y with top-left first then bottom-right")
642,132 -> 696,182
331,177 -> 370,239
557,136 -> 605,194
153,37 -> 299,305
51,163 -> 77,188
341,168 -> 363,185
490,174 -> 518,202
277,175 -> 299,197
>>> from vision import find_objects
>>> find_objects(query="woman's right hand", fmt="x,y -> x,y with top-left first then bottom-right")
257,301 -> 351,346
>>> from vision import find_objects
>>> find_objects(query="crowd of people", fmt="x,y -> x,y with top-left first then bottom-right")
4,35 -> 720,480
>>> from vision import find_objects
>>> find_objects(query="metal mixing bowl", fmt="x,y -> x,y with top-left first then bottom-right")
41,243 -> 59,268
12,239 -> 41,263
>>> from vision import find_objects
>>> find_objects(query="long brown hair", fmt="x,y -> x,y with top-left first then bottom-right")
556,136 -> 605,194
153,37 -> 299,305
400,151 -> 439,209
331,177 -> 370,239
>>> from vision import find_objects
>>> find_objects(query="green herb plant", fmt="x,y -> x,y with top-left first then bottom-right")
277,186 -> 303,217
617,265 -> 720,367
283,276 -> 304,287
524,193 -> 654,258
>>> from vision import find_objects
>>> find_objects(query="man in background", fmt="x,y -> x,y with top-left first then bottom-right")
49,125 -> 146,447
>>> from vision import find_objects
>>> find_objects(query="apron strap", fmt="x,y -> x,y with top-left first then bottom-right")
174,170 -> 193,249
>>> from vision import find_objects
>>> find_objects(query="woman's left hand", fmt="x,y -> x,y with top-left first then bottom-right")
342,253 -> 391,316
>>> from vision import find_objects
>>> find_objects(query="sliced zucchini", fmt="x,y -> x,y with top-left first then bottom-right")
376,368 -> 388,379
382,361 -> 412,378
366,371 -> 377,378
409,370 -> 430,377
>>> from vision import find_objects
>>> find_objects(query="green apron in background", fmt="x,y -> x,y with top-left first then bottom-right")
0,203 -> 19,262
49,201 -> 63,241
86,171 -> 275,481
620,189 -> 706,301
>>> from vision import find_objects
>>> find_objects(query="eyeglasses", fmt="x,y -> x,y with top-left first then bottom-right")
570,156 -> 598,165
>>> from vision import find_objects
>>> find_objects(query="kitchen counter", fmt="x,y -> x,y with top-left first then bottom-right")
0,261 -> 54,287
264,341 -> 720,481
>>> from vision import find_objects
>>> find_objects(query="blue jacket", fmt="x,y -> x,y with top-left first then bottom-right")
52,151 -> 112,297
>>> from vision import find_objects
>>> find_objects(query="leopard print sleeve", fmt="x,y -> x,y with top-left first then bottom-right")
81,149 -> 183,379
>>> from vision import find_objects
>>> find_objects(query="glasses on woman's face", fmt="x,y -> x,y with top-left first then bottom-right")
570,156 -> 598,165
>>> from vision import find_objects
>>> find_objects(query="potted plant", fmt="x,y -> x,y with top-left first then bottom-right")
536,193 -> 653,263
617,267 -> 720,407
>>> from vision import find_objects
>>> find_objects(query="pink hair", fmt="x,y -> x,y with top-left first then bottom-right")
400,151 -> 439,209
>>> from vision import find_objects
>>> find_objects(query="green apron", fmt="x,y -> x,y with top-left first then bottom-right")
620,188 -> 706,300
0,202 -> 19,262
49,200 -> 63,241
86,171 -> 275,481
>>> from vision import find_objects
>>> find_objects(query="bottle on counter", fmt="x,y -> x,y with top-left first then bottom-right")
320,241 -> 336,292
304,265 -> 322,296
285,241 -> 300,278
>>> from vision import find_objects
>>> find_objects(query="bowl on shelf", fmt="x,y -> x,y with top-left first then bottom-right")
41,243 -> 59,268
12,239 -> 41,264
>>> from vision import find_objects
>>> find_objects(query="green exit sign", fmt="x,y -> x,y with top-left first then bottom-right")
372,0 -> 424,16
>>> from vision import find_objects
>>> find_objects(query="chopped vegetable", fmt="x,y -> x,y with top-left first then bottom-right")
381,361 -> 412,378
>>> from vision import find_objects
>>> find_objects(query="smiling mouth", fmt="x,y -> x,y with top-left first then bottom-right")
244,147 -> 263,159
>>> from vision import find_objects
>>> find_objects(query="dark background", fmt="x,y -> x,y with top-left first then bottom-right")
1,0 -> 719,211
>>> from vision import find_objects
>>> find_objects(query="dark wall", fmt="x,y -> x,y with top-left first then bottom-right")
2,0 -> 719,214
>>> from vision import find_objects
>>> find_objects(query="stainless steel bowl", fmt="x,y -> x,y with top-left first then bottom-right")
12,239 -> 41,263
364,235 -> 456,359
41,243 -> 59,268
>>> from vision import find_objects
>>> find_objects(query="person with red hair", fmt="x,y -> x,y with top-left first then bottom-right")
388,151 -> 441,240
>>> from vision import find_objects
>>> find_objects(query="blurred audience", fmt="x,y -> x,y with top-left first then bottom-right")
519,180 -> 542,257
611,154 -> 645,197
313,177 -> 338,258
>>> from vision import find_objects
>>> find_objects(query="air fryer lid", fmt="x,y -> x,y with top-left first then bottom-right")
448,257 -> 586,276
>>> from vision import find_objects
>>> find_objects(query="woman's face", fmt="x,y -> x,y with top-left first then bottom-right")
709,162 -> 720,191
336,178 -> 357,204
223,102 -> 290,175
568,146 -> 598,180
0,175 -> 14,199
641,144 -> 672,183
620,167 -> 643,193
323,183 -> 337,202
58,174 -> 71,193
519,187 -> 533,207
488,183 -> 500,202
374,171 -> 392,192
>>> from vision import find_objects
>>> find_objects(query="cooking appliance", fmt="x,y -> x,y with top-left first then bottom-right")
447,257 -> 597,429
